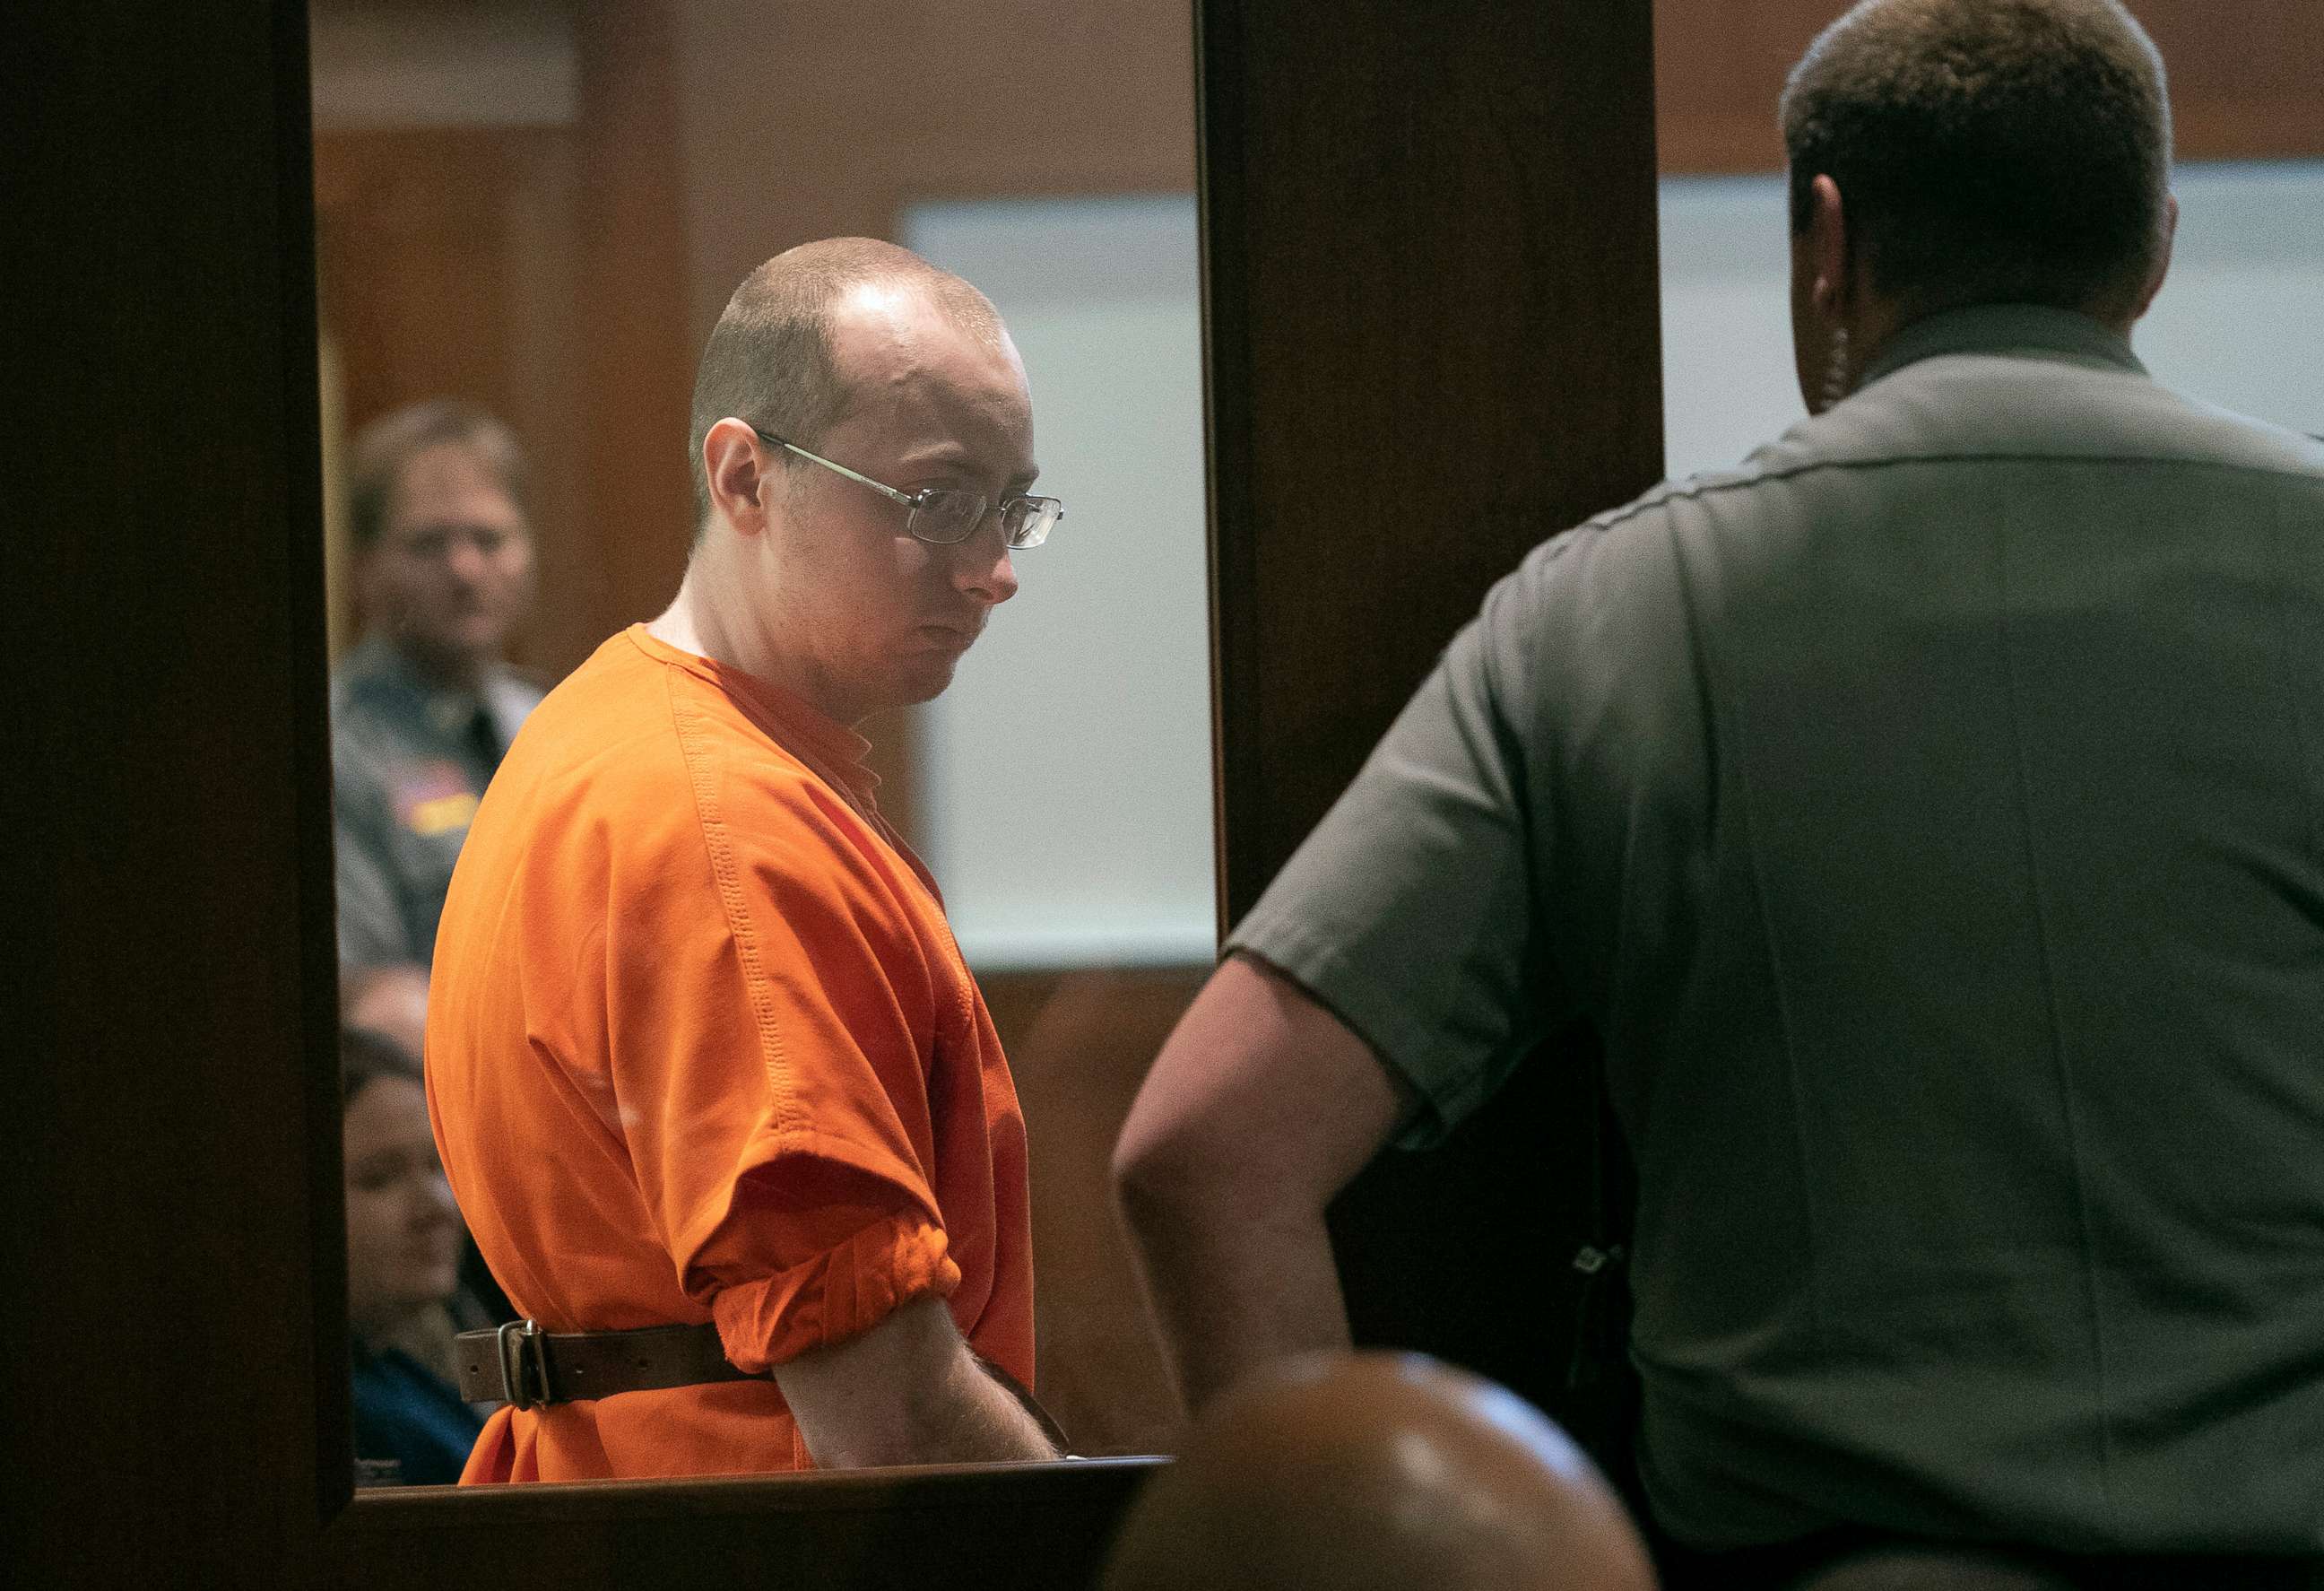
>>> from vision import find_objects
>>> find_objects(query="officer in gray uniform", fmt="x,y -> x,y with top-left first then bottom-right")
334,399 -> 542,974
1116,3 -> 2324,1587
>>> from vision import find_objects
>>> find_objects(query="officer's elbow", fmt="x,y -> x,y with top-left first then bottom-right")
1110,1110 -> 1173,1235
1112,1092 -> 1244,1256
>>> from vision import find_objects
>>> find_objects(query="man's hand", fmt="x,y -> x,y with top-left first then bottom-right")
771,1295 -> 1061,1468
1112,952 -> 1408,1415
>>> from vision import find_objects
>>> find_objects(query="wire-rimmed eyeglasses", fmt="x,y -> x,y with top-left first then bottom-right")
751,427 -> 1062,549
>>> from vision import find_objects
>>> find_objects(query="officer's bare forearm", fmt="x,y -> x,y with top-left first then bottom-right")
1116,1149 -> 1354,1413
1114,953 -> 1405,1414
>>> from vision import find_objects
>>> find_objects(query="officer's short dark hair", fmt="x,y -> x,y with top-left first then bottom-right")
1781,0 -> 2172,322
348,399 -> 529,553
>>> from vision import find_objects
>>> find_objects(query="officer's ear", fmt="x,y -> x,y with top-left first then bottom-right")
1804,174 -> 1851,320
2133,193 -> 2178,323
702,419 -> 777,538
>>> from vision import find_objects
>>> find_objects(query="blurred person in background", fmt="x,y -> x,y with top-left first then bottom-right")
1101,1352 -> 1656,1591
344,960 -> 512,1329
343,1027 -> 483,1487
342,962 -> 429,1061
334,398 -> 542,978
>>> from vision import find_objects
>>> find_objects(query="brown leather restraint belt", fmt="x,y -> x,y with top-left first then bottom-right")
453,1319 -> 1074,1451
454,1321 -> 759,1411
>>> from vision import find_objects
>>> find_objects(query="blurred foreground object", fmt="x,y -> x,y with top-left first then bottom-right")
1103,1352 -> 1654,1591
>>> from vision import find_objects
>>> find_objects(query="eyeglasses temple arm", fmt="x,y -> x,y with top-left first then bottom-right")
750,427 -> 917,509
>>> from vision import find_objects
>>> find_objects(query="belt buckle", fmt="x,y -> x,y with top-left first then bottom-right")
495,1318 -> 551,1411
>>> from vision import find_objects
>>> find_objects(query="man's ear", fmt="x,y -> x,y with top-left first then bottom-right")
2134,192 -> 2178,321
1808,174 -> 1850,317
702,419 -> 775,537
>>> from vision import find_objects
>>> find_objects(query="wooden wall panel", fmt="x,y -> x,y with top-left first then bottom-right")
567,0 -> 698,682
1200,0 -> 1664,1465
9,3 -> 343,1580
312,127 -> 588,673
1655,0 -> 2324,172
985,967 -> 1208,1458
670,0 -> 1199,347
312,2 -> 698,685
311,1461 -> 1158,1589
1203,0 -> 1666,920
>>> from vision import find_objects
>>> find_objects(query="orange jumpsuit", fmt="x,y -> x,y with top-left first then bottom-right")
424,625 -> 1034,1481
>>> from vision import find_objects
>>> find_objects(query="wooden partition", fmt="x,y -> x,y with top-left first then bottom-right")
1200,0 -> 1666,1465
11,4 -> 346,1580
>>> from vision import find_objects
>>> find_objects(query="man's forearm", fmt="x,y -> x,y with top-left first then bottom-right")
899,1347 -> 1062,1466
800,1352 -> 1058,1468
1120,1170 -> 1353,1414
777,1297 -> 1061,1469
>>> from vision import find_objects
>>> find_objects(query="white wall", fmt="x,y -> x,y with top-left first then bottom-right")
1659,161 -> 2324,481
898,167 -> 2320,970
902,196 -> 1216,971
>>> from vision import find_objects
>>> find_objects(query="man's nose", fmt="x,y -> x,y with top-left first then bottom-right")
444,534 -> 490,586
953,517 -> 1019,605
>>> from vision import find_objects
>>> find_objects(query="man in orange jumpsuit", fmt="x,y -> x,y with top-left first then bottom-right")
425,238 -> 1066,1479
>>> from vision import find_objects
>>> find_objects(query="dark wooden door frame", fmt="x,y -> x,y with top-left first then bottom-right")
1198,0 -> 1665,1463
9,1 -> 1659,1585
1204,0 -> 1665,917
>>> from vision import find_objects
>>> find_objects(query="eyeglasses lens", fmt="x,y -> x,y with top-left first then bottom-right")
1001,498 -> 1059,549
909,490 -> 984,544
907,491 -> 1059,548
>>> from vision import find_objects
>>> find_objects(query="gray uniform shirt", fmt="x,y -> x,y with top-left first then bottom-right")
333,636 -> 543,969
1230,305 -> 2324,1553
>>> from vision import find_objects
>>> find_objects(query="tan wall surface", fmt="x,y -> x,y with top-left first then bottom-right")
671,1 -> 1197,346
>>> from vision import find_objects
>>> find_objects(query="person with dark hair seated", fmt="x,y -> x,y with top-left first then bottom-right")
342,1027 -> 482,1486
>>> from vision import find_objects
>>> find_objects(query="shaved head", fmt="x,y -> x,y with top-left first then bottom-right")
1102,1354 -> 1655,1591
686,238 -> 1007,535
